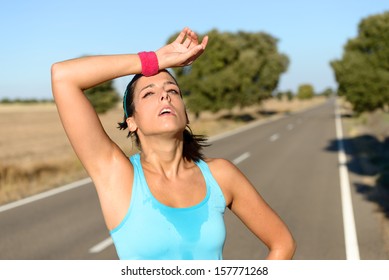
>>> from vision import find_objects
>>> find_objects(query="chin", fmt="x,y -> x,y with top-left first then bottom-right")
158,125 -> 186,137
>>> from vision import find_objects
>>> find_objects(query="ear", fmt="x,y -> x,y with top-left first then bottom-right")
126,117 -> 138,133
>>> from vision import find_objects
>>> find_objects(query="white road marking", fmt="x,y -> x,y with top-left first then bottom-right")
0,177 -> 92,213
232,152 -> 250,165
335,101 -> 360,260
269,133 -> 280,142
89,237 -> 113,254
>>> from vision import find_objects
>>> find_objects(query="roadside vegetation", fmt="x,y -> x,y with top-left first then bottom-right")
332,11 -> 389,193
333,11 -> 389,244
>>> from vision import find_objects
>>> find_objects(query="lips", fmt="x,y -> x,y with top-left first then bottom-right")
158,106 -> 175,116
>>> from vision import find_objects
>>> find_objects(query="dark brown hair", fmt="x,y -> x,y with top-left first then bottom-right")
117,70 -> 209,162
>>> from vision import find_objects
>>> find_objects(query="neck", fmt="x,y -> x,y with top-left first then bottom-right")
139,134 -> 185,177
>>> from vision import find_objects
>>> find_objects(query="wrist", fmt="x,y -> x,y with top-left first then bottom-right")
138,51 -> 159,76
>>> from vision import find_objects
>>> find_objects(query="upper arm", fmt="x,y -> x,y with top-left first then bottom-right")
51,62 -> 117,178
208,158 -> 295,256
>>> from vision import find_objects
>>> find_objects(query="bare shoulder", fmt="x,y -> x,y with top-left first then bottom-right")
204,157 -> 246,206
205,157 -> 234,168
205,157 -> 244,178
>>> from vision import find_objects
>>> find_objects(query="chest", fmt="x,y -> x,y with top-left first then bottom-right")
142,167 -> 206,208
112,183 -> 226,260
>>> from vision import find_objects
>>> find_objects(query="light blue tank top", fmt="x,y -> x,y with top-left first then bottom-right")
110,153 -> 226,260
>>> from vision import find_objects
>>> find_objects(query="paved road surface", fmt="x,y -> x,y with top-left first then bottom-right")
0,99 -> 387,259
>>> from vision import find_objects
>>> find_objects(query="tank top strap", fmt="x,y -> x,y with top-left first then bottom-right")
130,153 -> 142,171
195,159 -> 217,187
130,153 -> 148,192
127,153 -> 154,209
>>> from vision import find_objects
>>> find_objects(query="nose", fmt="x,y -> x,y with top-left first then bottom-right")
160,90 -> 171,102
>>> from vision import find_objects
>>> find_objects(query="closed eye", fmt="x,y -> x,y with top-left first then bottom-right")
168,89 -> 179,95
143,91 -> 154,98
167,87 -> 182,97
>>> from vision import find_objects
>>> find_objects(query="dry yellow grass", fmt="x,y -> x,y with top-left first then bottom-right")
0,96 -> 326,205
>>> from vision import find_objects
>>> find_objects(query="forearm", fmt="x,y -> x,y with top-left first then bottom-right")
51,54 -> 141,91
51,27 -> 207,92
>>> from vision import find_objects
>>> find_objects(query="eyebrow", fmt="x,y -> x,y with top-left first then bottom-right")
139,81 -> 178,93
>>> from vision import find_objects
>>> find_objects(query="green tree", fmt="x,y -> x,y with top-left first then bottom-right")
274,90 -> 294,101
286,90 -> 294,101
85,80 -> 119,114
320,87 -> 334,98
331,11 -> 389,114
0,98 -> 11,104
274,91 -> 284,101
297,84 -> 314,100
168,29 -> 289,117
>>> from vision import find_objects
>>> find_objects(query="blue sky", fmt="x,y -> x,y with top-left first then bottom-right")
1,0 -> 388,99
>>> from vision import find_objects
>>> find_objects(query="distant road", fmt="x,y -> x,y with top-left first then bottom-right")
0,99 -> 387,259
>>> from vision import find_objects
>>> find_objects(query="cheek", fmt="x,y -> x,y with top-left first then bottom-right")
174,97 -> 186,111
172,98 -> 188,120
133,103 -> 154,126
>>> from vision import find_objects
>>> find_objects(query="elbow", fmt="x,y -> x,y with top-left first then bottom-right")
288,238 -> 297,259
51,63 -> 58,98
51,62 -> 63,85
267,236 -> 297,260
283,235 -> 297,259
51,62 -> 68,98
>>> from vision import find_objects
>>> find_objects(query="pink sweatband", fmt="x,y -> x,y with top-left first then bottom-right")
138,51 -> 159,76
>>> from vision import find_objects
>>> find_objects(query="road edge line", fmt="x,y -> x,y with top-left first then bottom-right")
0,177 -> 92,213
335,99 -> 360,260
89,237 -> 113,254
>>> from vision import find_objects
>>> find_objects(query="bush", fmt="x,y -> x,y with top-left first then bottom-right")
297,84 -> 314,100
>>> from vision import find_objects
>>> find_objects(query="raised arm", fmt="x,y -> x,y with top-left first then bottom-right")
51,53 -> 144,175
51,27 -> 208,179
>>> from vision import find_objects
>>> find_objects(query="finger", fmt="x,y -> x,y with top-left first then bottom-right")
200,35 -> 209,49
182,30 -> 194,48
189,30 -> 199,45
192,46 -> 205,61
184,29 -> 200,48
183,37 -> 192,48
186,44 -> 205,62
175,27 -> 189,44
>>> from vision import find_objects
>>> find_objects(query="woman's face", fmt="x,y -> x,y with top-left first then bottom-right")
127,71 -> 188,139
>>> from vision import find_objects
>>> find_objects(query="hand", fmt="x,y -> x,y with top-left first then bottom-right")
156,27 -> 208,69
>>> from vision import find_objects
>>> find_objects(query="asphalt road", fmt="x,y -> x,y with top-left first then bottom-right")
0,99 -> 387,260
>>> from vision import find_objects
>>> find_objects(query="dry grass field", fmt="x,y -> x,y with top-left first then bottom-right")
0,96 -> 326,205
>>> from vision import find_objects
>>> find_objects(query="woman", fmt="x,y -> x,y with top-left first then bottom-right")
51,27 -> 296,260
